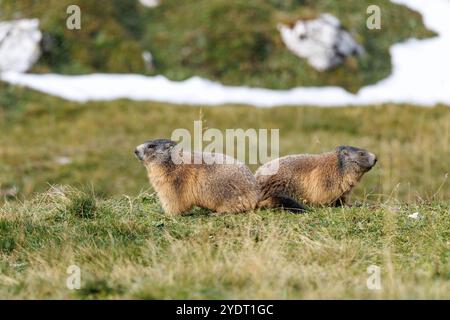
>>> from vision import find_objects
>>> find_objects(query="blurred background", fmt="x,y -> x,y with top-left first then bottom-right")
0,0 -> 449,202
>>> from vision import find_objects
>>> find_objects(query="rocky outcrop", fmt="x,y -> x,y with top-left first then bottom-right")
278,14 -> 364,71
0,19 -> 42,73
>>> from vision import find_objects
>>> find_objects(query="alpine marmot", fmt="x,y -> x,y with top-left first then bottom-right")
255,146 -> 377,211
135,139 -> 259,215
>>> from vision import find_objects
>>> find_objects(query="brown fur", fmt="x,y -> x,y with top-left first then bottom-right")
140,148 -> 258,215
255,147 -> 376,209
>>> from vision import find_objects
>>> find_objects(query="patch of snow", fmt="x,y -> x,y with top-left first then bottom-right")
278,14 -> 363,71
139,0 -> 160,8
0,72 -> 359,106
0,0 -> 450,107
0,19 -> 42,72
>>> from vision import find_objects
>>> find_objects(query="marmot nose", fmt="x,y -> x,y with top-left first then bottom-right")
134,149 -> 142,160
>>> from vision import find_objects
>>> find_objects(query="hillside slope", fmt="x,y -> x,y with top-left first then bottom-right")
0,0 -> 434,91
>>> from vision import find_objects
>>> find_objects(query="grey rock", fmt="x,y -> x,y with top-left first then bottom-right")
278,14 -> 364,71
0,19 -> 42,73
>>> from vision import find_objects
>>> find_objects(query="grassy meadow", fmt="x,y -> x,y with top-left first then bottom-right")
0,189 -> 448,299
1,83 -> 449,201
0,0 -> 448,301
0,84 -> 449,299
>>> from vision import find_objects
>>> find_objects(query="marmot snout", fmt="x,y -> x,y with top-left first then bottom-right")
135,139 -> 259,215
135,139 -> 176,164
255,145 -> 377,211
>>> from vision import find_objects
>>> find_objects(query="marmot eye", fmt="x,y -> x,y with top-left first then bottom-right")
358,151 -> 365,156
147,144 -> 155,149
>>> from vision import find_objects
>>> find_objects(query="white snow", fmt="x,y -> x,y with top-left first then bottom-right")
1,0 -> 450,107
139,0 -> 160,8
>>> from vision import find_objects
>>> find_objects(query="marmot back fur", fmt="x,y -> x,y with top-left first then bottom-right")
255,146 -> 377,211
135,139 -> 258,215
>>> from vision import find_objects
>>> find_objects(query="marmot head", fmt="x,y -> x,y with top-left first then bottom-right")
135,139 -> 177,165
336,146 -> 377,174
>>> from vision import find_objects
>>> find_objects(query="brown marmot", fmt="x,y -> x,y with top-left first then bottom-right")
255,146 -> 377,212
135,139 -> 259,215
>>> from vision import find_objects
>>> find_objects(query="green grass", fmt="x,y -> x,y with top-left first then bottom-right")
144,0 -> 433,91
0,0 -> 446,300
0,188 -> 448,299
1,83 -> 449,202
0,0 -> 434,91
0,84 -> 449,299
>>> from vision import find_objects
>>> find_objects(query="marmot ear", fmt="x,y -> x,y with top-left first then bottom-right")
341,149 -> 349,156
